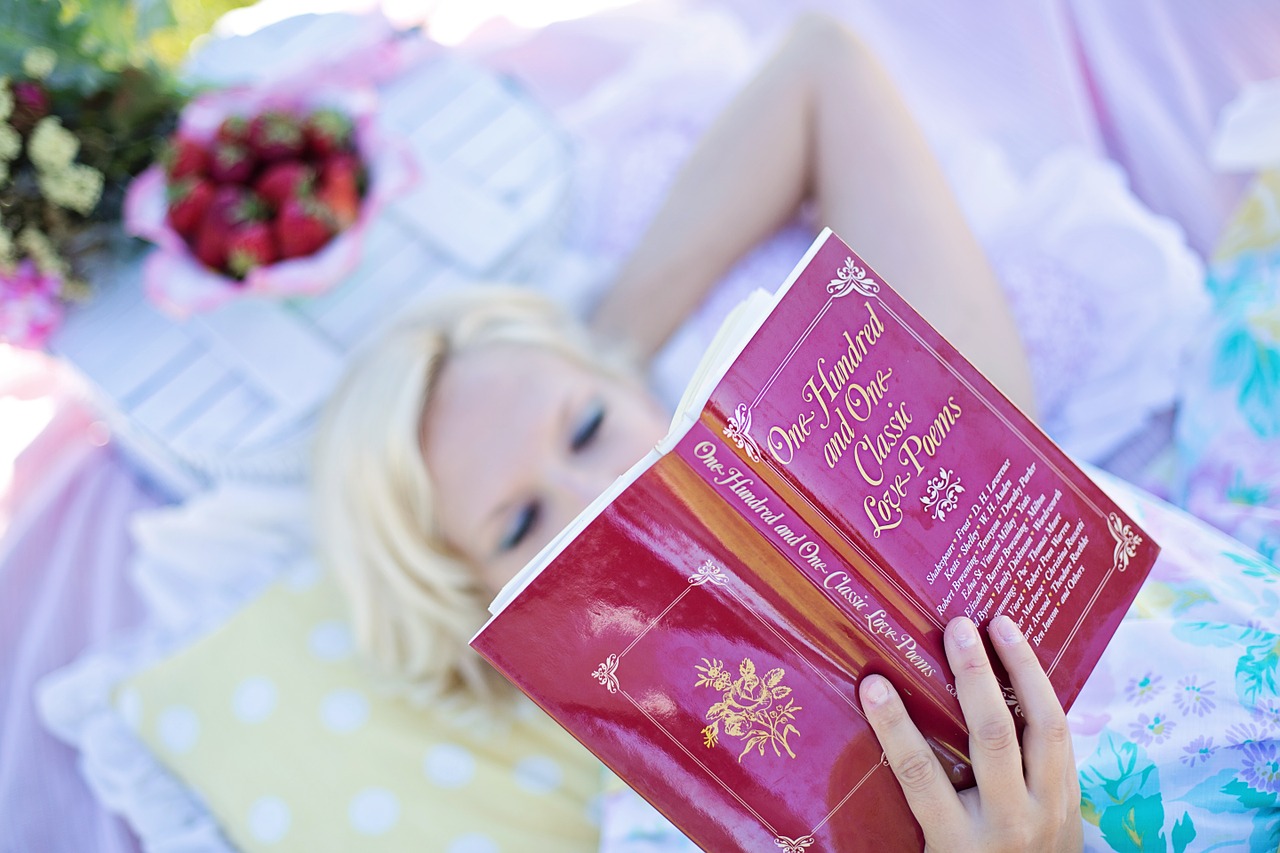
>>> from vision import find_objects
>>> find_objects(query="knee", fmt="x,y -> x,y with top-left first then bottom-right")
781,12 -> 868,75
786,12 -> 862,55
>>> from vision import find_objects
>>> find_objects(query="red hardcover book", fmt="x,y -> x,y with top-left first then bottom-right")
471,229 -> 1159,851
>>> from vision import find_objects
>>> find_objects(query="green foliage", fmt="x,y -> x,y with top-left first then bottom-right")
3,1 -> 181,193
0,0 -> 171,94
150,0 -> 258,68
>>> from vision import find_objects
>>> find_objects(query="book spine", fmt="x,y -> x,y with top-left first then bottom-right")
673,421 -> 954,702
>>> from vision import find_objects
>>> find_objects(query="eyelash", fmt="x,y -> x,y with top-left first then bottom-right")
501,402 -> 605,552
572,400 -> 605,452
501,503 -> 539,552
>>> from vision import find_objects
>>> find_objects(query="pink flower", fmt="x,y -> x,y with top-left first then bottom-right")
0,261 -> 64,349
13,81 -> 50,118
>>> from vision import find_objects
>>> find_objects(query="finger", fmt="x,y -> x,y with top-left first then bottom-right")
988,614 -> 1076,802
945,617 -> 1027,807
860,674 -> 967,835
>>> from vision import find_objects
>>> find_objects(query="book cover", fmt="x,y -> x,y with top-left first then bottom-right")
471,229 -> 1158,851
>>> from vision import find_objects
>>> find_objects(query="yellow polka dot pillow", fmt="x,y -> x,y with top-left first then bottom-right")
119,573 -> 602,853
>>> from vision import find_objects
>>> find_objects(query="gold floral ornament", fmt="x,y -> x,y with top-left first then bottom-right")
696,658 -> 802,762
1107,512 -> 1142,571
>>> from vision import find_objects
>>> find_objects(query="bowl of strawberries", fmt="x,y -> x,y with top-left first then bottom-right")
125,86 -> 414,318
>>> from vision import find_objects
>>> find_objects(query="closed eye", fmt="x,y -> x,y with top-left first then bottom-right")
571,400 -> 605,451
500,501 -> 540,552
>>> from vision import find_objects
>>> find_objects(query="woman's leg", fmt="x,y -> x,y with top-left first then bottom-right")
593,14 -> 1037,414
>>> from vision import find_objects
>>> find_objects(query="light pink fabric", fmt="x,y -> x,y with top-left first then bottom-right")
1067,0 -> 1280,256
0,349 -> 157,853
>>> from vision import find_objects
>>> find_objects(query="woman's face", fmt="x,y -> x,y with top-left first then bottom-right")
421,344 -> 669,596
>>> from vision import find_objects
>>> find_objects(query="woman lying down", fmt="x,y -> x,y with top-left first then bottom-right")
314,15 -> 1280,852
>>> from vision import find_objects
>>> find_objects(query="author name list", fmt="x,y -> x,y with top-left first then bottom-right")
927,458 -> 1091,646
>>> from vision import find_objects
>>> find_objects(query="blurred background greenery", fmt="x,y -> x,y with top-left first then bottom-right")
0,0 -> 253,299
1,0 -> 256,196
1,0 -> 257,86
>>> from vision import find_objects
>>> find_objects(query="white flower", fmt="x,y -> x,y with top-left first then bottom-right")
0,122 -> 21,162
17,226 -> 68,277
0,79 -> 12,122
22,47 -> 58,80
0,221 -> 14,269
38,162 -> 104,216
29,117 -> 79,172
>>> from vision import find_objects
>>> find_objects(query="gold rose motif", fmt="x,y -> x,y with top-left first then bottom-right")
696,657 -> 802,761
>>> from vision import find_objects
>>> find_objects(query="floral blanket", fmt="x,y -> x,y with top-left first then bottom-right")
1072,469 -> 1280,852
1063,167 -> 1280,853
1171,169 -> 1280,563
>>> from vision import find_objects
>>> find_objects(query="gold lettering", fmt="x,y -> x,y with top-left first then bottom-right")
843,367 -> 893,423
766,410 -> 818,466
898,396 -> 962,473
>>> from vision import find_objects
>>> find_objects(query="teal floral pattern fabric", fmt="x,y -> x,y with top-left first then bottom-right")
1070,170 -> 1280,852
1171,170 -> 1280,563
1074,467 -> 1280,852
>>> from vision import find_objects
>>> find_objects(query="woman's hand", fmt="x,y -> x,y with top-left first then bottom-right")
859,615 -> 1082,851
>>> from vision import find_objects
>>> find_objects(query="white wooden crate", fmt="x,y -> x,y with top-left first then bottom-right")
51,47 -> 574,497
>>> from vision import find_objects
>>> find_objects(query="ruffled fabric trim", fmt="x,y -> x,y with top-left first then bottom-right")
36,484 -> 315,853
948,142 -> 1210,461
39,627 -> 236,853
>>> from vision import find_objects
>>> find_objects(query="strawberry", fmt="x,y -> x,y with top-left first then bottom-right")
248,110 -> 306,162
163,135 -> 211,181
209,140 -> 256,185
316,153 -> 362,229
275,197 -> 335,259
226,221 -> 277,279
215,115 -> 250,145
304,108 -> 354,158
193,216 -> 229,272
254,160 -> 314,209
193,186 -> 264,272
166,177 -> 215,240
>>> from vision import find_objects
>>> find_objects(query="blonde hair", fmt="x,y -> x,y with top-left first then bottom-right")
312,285 -> 629,709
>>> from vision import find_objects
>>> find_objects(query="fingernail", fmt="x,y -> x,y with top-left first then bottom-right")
951,617 -> 978,648
862,676 -> 890,707
991,614 -> 1022,645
